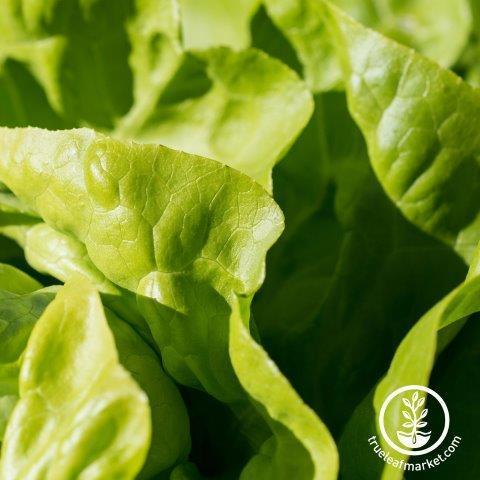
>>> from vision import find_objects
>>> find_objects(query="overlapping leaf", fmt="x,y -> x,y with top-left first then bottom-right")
0,127 -> 338,479
262,0 -> 471,91
254,91 -> 465,440
327,3 -> 480,263
0,278 -> 151,479
0,0 -> 313,189
0,2 -> 478,478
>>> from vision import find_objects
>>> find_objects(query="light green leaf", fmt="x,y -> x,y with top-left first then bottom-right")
116,0 -> 183,135
0,273 -> 189,477
0,277 -> 151,479
0,126 -> 338,479
106,309 -> 190,479
263,0 -> 471,92
230,296 -> 338,479
340,264 -> 480,479
1,222 -> 190,476
21,222 -> 154,343
118,47 -> 313,189
254,91 -> 465,439
0,263 -> 41,294
0,288 -> 52,440
327,3 -> 480,262
0,1 -> 313,190
179,0 -> 261,50
263,0 -> 341,92
333,0 -> 471,68
0,127 -> 283,401
23,223 -> 118,295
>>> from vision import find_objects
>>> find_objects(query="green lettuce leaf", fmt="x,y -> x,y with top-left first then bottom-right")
262,0 -> 471,91
262,0 -> 341,92
254,91 -> 465,440
1,3 -> 477,478
454,0 -> 480,87
0,0 -> 313,190
0,271 -> 190,477
19,223 -> 154,343
106,308 -> 190,479
0,287 -> 52,440
0,262 -> 41,294
339,256 -> 480,479
119,47 -> 313,189
23,223 -> 119,295
0,127 -> 280,400
230,295 -> 338,479
179,0 -> 261,50
327,2 -> 480,263
418,316 -> 480,478
0,127 -> 338,479
0,277 -> 150,479
332,0 -> 471,68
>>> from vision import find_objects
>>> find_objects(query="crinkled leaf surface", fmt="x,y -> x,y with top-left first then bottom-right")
0,127 -> 281,401
0,271 -> 189,478
0,277 -> 151,480
0,127 -> 338,479
0,0 -> 313,190
120,47 -> 313,189
2,4 -> 475,478
20,222 -> 154,343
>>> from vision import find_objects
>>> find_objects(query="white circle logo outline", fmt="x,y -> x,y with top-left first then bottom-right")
379,385 -> 450,456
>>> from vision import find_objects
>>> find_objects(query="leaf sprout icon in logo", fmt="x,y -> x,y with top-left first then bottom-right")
379,385 -> 450,456
396,390 -> 431,449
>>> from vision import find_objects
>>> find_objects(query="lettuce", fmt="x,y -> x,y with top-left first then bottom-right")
0,1 -> 479,479
0,127 -> 337,478
0,278 -> 152,479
